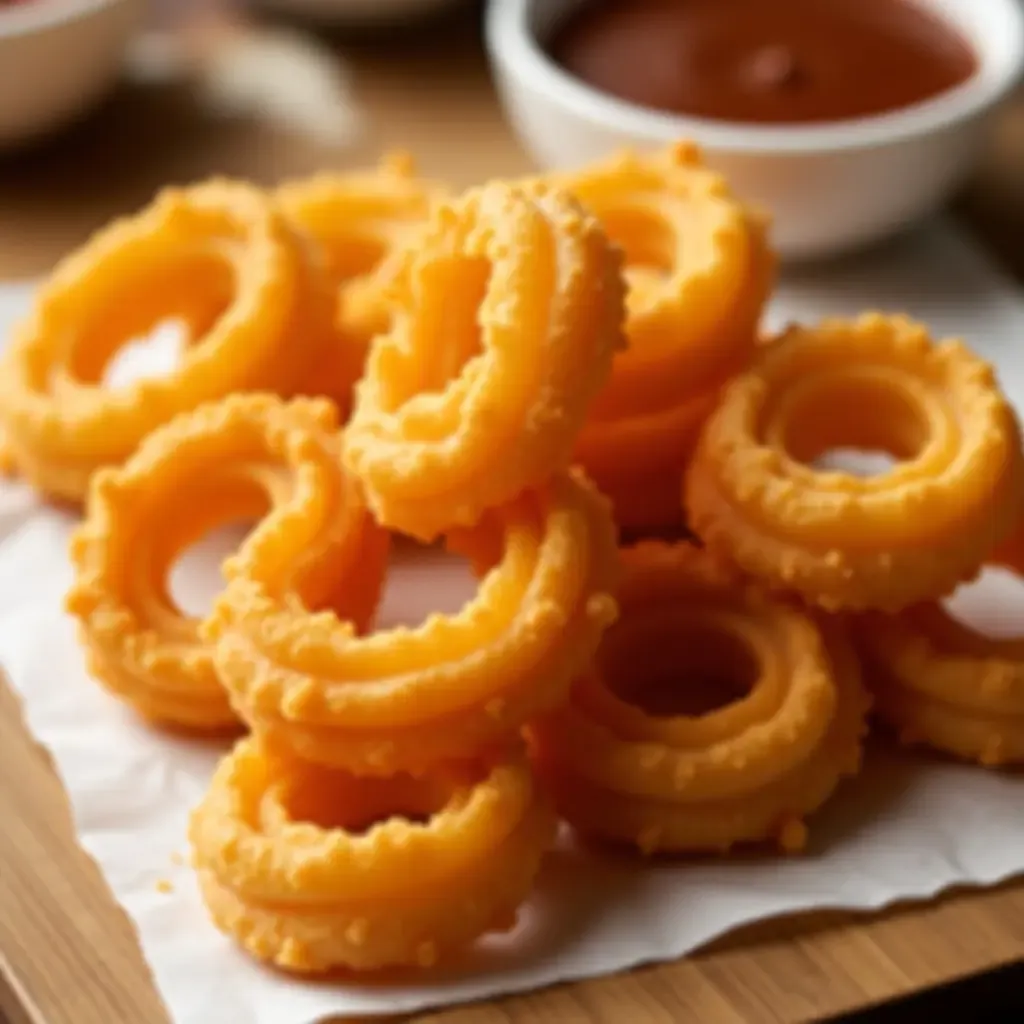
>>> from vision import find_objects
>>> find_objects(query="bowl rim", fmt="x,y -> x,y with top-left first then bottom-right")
485,0 -> 1024,155
0,0 -> 131,39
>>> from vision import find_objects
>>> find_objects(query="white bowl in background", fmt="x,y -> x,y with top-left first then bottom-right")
486,0 -> 1024,261
0,0 -> 142,148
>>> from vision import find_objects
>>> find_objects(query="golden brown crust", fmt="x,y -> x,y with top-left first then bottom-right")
687,313 -> 1024,611
343,179 -> 625,541
190,739 -> 556,973
66,393 -> 387,730
531,542 -> 870,854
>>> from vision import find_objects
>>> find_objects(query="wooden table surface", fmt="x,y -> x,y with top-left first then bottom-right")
2,9 -> 1024,1024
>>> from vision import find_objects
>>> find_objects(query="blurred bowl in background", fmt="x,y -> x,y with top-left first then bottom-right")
253,0 -> 464,26
0,0 -> 142,148
486,0 -> 1024,261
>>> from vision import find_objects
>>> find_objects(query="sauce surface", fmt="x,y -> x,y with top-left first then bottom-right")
549,0 -> 978,125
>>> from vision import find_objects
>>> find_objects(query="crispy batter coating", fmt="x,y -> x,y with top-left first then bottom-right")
0,181 -> 330,503
190,738 -> 556,972
531,543 -> 869,854
563,144 -> 776,532
687,314 -> 1024,611
66,394 -> 388,730
207,469 -> 619,774
343,180 -> 625,540
855,534 -> 1024,766
277,153 -> 445,411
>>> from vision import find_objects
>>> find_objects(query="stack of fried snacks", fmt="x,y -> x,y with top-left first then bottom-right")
206,470 -> 619,774
191,178 -> 622,969
65,393 -> 581,973
39,139 -> 1024,980
58,165 -> 625,973
560,144 -> 776,533
0,182 -> 335,504
0,158 -> 439,505
685,312 -> 1024,767
531,543 -> 870,854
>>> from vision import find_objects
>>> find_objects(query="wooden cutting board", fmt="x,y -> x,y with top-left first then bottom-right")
2,8 -> 1024,1023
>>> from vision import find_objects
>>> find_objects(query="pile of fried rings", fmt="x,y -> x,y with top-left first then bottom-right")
3,142 -> 1024,977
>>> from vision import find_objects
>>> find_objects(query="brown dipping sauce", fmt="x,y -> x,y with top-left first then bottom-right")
549,0 -> 979,125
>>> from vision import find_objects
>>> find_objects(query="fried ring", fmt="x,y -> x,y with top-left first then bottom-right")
854,539 -> 1024,766
687,314 -> 1024,611
530,543 -> 869,854
561,144 -> 776,532
189,738 -> 555,973
0,181 -> 330,504
65,394 -> 388,730
278,153 -> 444,407
342,180 -> 625,540
206,469 -> 619,774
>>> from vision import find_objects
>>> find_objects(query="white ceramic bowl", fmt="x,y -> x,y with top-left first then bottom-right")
486,0 -> 1024,261
0,0 -> 141,148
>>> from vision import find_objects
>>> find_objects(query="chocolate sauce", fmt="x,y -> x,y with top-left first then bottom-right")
549,0 -> 978,125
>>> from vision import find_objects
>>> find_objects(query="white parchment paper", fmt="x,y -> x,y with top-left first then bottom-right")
3,223 -> 1024,1023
